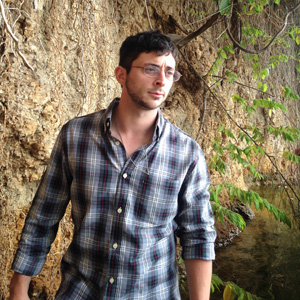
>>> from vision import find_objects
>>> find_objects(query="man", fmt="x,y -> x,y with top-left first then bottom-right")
10,30 -> 216,300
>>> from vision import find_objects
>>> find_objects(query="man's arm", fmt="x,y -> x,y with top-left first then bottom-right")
175,145 -> 216,298
10,272 -> 31,300
11,126 -> 72,278
185,259 -> 212,300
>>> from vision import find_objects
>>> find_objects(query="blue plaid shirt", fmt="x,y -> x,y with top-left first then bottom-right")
12,98 -> 216,299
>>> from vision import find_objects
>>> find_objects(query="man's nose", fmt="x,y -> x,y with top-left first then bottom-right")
154,70 -> 167,86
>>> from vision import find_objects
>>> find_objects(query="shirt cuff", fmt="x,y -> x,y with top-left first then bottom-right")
182,242 -> 216,261
11,249 -> 46,276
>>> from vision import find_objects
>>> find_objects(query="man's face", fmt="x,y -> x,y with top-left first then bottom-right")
124,51 -> 176,111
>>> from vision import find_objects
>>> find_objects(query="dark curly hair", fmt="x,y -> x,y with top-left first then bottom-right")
119,30 -> 178,73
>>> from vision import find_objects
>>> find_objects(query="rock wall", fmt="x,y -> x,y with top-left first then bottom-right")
0,0 -> 299,298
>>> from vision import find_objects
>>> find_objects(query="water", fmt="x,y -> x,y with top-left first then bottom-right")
211,185 -> 300,300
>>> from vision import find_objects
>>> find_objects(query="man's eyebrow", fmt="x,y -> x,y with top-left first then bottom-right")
144,63 -> 175,69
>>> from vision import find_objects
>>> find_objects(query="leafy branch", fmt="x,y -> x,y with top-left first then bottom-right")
223,1 -> 300,54
205,66 -> 300,203
211,274 -> 263,299
210,181 -> 292,230
212,75 -> 275,99
179,41 -> 300,222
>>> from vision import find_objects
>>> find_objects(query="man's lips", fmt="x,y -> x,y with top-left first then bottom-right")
148,90 -> 165,98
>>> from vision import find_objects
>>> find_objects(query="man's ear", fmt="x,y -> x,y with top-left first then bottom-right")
115,66 -> 127,85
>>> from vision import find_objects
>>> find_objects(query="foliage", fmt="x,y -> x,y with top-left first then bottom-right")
217,0 -> 282,17
267,125 -> 300,142
197,0 -> 300,298
289,25 -> 300,45
207,0 -> 300,221
283,151 -> 300,164
206,0 -> 299,246
282,86 -> 300,100
210,183 -> 292,229
211,274 -> 264,299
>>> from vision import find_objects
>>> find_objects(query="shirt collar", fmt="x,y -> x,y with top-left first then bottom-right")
101,97 -> 164,140
155,107 -> 164,140
101,98 -> 120,134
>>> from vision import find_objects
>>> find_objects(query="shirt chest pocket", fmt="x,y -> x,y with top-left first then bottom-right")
130,173 -> 181,226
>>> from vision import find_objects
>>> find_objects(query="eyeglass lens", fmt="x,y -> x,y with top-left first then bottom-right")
144,66 -> 181,82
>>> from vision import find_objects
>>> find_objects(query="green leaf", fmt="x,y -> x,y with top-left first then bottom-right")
219,49 -> 227,59
253,98 -> 287,112
216,184 -> 223,196
283,151 -> 300,164
209,155 -> 226,174
267,126 -> 300,142
210,201 -> 246,230
252,62 -> 261,69
253,71 -> 259,79
211,274 -> 224,293
223,184 -> 291,227
227,210 -> 246,230
282,86 -> 300,100
223,285 -> 235,300
282,132 -> 294,142
225,129 -> 235,139
262,83 -> 268,92
280,212 -> 292,228
271,206 -> 279,220
217,58 -> 223,66
224,45 -> 234,54
224,281 -> 263,300
260,68 -> 270,79
219,0 -> 232,15
244,146 -> 251,157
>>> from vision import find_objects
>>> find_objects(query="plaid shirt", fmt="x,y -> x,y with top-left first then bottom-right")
12,98 -> 216,299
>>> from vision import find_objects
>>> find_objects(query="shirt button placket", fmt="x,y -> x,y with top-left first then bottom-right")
110,168 -> 127,293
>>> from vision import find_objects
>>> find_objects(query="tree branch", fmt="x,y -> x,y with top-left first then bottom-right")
212,75 -> 275,98
0,0 -> 34,71
224,2 -> 300,55
174,12 -> 220,48
197,89 -> 207,142
144,0 -> 154,31
178,49 -> 208,141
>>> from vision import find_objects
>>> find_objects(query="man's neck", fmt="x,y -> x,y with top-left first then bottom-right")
115,98 -> 158,133
111,99 -> 158,158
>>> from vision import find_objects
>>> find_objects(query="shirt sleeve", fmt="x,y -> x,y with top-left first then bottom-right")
12,126 -> 72,276
175,148 -> 216,261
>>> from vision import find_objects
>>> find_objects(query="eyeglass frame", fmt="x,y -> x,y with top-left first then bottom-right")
131,64 -> 182,82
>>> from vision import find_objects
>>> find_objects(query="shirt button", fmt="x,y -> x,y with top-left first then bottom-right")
115,141 -> 120,146
106,121 -> 110,127
113,243 -> 118,249
117,207 -> 122,214
109,277 -> 114,284
123,173 -> 128,179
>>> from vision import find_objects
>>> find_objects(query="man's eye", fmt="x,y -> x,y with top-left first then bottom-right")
146,66 -> 158,72
166,70 -> 175,76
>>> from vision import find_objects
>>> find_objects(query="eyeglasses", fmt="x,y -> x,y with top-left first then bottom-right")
131,65 -> 182,82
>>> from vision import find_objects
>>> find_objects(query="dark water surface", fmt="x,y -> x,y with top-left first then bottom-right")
211,185 -> 300,300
